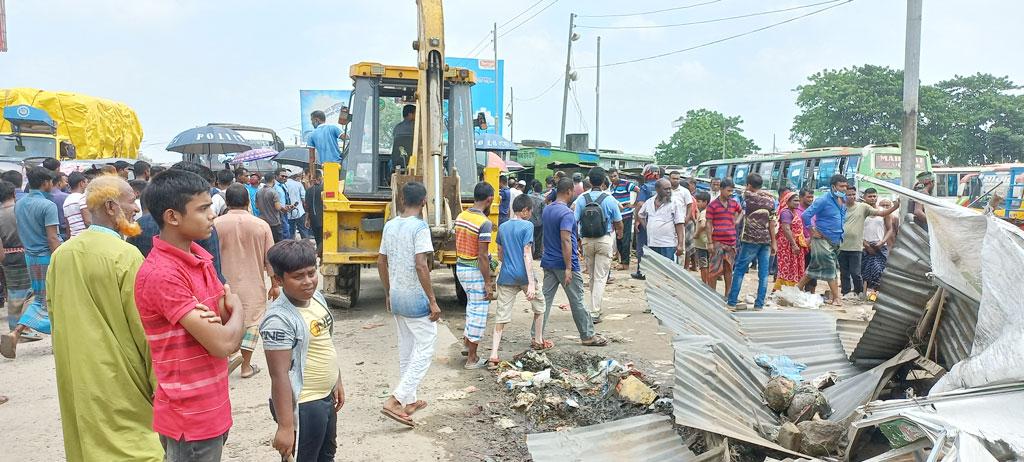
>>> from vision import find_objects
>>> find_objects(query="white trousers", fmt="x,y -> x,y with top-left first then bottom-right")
392,314 -> 437,406
581,233 -> 615,317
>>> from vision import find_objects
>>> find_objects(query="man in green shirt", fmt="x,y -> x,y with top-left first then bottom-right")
838,185 -> 899,299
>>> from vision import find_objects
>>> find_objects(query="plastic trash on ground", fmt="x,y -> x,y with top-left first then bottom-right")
755,354 -> 808,382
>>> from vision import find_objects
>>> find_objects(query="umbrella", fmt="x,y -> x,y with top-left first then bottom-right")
475,132 -> 517,151
166,126 -> 252,156
486,151 -> 508,172
273,147 -> 319,168
230,147 -> 278,164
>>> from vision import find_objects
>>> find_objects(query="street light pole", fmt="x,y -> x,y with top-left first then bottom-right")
901,0 -> 923,188
595,36 -> 601,154
493,22 -> 501,137
559,13 -> 577,148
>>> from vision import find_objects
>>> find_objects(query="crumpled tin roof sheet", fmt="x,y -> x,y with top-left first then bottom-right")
934,293 -> 979,370
851,222 -> 935,362
525,414 -> 696,462
735,311 -> 863,380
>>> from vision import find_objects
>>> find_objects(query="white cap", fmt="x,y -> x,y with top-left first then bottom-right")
517,180 -> 526,186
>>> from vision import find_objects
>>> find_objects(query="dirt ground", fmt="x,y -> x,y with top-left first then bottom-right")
0,259 -> 862,461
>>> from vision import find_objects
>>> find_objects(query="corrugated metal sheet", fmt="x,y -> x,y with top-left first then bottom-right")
525,414 -> 696,462
837,317 -> 870,358
933,293 -> 979,370
851,222 -> 935,361
735,311 -> 863,380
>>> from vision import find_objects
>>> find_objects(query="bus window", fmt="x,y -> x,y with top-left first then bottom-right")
711,166 -> 728,180
937,173 -> 956,197
845,156 -> 860,181
785,160 -> 807,190
696,166 -> 710,178
816,157 -> 840,191
733,163 -> 750,186
758,162 -> 775,191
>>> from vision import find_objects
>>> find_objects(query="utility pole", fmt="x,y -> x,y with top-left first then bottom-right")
509,87 -> 514,142
559,13 -> 577,148
493,22 -> 501,137
595,36 -> 601,154
901,0 -> 923,188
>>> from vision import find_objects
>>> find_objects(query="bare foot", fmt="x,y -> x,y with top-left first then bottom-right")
403,400 -> 428,415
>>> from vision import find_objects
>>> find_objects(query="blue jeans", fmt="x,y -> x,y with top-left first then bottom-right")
650,247 -> 675,260
727,242 -> 771,307
289,215 -> 310,239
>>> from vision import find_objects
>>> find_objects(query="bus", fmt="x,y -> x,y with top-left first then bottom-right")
694,144 -> 933,197
934,166 -> 987,205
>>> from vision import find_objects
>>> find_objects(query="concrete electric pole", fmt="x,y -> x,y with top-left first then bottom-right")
559,13 -> 577,148
493,22 -> 501,138
595,36 -> 601,154
901,0 -> 923,188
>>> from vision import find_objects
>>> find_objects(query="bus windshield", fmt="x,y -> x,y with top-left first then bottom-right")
0,135 -> 56,160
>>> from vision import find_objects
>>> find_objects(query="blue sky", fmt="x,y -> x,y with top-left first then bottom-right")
4,0 -> 1022,163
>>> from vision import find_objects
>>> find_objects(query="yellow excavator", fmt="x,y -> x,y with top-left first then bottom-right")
320,0 -> 500,308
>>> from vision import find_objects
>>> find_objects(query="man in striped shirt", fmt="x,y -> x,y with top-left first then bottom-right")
608,168 -> 637,270
705,179 -> 742,297
135,169 -> 245,461
453,182 -> 495,369
62,172 -> 90,239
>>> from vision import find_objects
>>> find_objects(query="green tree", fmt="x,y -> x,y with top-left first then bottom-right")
655,109 -> 760,166
790,65 -> 1024,165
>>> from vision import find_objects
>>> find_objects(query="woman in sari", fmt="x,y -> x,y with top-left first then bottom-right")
773,190 -> 808,291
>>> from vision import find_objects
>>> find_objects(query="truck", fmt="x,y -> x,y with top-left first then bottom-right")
0,88 -> 143,172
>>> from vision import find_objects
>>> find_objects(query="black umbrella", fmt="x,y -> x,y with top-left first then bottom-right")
166,126 -> 252,156
273,147 -> 319,169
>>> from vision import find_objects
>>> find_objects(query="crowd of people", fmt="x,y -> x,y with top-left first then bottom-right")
0,152 -> 931,461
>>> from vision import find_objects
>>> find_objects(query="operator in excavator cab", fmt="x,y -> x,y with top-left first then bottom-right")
391,104 -> 416,172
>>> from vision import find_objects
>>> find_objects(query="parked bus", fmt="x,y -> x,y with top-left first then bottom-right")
694,144 -> 933,197
934,166 -> 987,205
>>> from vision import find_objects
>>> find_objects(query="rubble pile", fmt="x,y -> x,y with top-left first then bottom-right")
492,350 -> 670,432
758,361 -> 843,455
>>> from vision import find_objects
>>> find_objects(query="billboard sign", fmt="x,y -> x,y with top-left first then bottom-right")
446,57 -> 504,136
299,89 -> 352,142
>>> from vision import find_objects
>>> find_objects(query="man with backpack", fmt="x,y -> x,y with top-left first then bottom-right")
572,168 -> 622,323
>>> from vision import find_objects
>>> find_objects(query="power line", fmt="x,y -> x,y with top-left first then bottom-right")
577,0 -> 841,29
577,0 -> 721,18
579,0 -> 853,69
464,31 -> 493,57
498,0 -> 560,39
514,75 -> 563,102
499,0 -> 547,29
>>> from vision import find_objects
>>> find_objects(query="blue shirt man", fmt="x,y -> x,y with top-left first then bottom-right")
498,184 -> 511,225
541,200 -> 579,272
572,189 -> 623,236
307,111 -> 343,164
15,190 -> 61,257
801,193 -> 847,244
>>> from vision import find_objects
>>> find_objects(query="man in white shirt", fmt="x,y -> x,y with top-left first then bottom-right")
637,178 -> 685,262
62,172 -> 90,239
507,179 -> 522,221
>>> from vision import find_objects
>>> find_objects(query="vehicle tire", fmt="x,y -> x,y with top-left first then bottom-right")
333,264 -> 361,308
453,266 -> 467,306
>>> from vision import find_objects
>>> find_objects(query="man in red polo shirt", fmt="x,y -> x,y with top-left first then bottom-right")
135,169 -> 245,461
705,178 -> 743,297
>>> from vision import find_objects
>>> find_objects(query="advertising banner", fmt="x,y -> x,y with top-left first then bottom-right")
299,89 -> 352,141
447,57 -> 504,136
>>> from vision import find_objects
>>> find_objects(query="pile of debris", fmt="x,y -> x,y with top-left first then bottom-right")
492,349 -> 670,432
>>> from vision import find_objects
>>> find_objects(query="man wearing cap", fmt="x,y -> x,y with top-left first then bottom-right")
507,179 -> 522,221
910,171 -> 934,230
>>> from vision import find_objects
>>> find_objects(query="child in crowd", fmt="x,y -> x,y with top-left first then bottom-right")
692,190 -> 712,285
260,240 -> 345,461
489,194 -> 549,366
135,169 -> 245,462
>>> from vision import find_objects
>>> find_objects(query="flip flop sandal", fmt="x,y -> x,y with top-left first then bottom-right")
228,356 -> 243,374
19,332 -> 43,343
406,400 -> 428,414
530,339 -> 554,351
464,357 -> 489,370
380,408 -> 415,427
581,335 -> 608,347
241,364 -> 262,379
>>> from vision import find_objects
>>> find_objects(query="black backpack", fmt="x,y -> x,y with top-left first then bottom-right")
579,193 -> 609,238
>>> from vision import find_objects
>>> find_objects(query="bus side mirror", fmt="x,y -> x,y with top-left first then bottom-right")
61,141 -> 77,159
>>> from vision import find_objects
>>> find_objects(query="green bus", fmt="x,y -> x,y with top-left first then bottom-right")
695,143 -> 932,196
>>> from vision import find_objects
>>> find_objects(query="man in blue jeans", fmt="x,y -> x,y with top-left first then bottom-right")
727,173 -> 777,310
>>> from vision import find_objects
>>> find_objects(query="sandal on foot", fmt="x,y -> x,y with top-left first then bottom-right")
228,355 -> 243,374
464,357 -> 488,370
241,364 -> 262,379
405,400 -> 428,414
380,408 -> 415,427
581,335 -> 608,347
486,358 -> 501,370
530,339 -> 554,351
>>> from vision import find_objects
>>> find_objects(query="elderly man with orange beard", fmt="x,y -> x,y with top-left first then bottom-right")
44,175 -> 219,461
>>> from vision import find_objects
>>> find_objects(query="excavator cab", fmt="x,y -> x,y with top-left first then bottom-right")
321,62 -> 498,308
340,62 -> 479,198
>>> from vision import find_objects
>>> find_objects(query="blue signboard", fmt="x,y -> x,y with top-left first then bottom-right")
446,57 -> 504,136
299,89 -> 352,141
